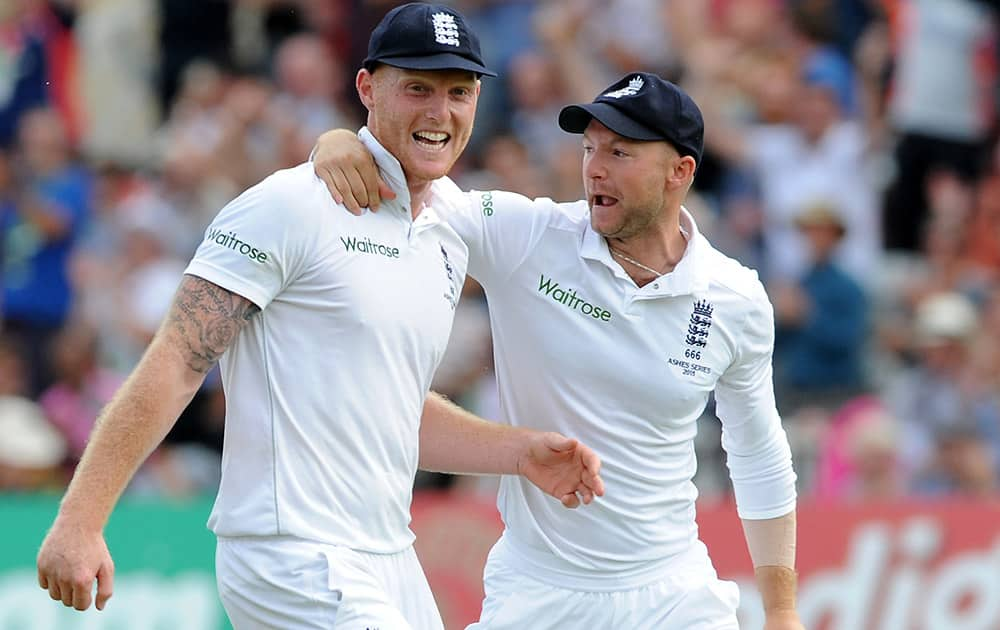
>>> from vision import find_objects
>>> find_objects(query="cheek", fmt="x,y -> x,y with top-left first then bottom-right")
453,107 -> 476,134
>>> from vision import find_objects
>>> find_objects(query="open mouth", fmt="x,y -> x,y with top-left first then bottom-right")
591,194 -> 619,207
413,131 -> 450,151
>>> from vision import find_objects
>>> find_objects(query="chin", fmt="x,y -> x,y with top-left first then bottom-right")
411,158 -> 455,181
590,209 -> 623,236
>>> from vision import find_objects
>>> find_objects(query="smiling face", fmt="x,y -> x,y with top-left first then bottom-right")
582,121 -> 691,240
357,66 -> 479,189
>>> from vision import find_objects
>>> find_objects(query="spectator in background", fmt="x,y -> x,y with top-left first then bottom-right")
270,32 -> 359,161
815,396 -> 907,500
1,108 -> 91,395
116,210 -> 187,352
704,53 -> 880,286
39,323 -> 121,463
458,134 -> 547,199
790,2 -> 858,116
773,203 -> 868,411
156,0 -> 232,109
965,141 -> 1000,278
212,73 -> 285,191
844,409 -> 906,499
0,334 -> 67,491
886,291 -> 1000,481
70,161 -> 201,373
0,1 -> 51,147
883,0 -> 998,252
152,62 -> 241,239
914,425 -> 997,496
879,173 -> 994,335
453,0 -> 539,150
74,0 -> 160,167
533,0 -> 678,89
506,50 -> 573,167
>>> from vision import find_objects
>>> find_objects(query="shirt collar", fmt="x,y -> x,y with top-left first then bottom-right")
580,206 -> 710,296
359,127 -> 411,213
358,126 -> 458,228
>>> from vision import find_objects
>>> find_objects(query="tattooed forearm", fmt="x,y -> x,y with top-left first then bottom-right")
165,275 -> 261,373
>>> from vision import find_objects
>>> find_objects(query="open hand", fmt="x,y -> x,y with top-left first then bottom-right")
37,522 -> 115,611
517,432 -> 604,508
312,128 -> 395,214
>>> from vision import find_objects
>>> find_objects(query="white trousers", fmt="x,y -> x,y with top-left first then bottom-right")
467,538 -> 740,630
216,536 -> 444,630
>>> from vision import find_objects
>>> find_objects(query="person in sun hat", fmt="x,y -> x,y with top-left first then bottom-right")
772,201 -> 868,411
36,5 -> 605,629
312,70 -> 803,629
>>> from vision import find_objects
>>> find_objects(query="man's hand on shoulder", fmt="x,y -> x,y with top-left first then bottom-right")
517,432 -> 605,508
312,129 -> 394,215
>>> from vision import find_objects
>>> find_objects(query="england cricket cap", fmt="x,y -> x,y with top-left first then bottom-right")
559,72 -> 704,164
364,3 -> 497,78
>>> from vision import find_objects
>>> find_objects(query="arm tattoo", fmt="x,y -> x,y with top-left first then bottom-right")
165,275 -> 261,374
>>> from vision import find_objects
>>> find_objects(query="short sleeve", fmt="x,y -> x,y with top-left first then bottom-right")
184,171 -> 315,310
446,190 -> 563,288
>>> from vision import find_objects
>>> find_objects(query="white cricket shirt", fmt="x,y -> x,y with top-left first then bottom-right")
184,129 -> 468,553
447,190 -> 796,589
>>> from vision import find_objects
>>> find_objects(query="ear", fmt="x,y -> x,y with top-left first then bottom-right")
356,68 -> 375,111
667,155 -> 697,192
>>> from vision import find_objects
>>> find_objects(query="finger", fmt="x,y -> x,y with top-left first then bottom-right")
560,493 -> 580,509
326,168 -> 363,215
590,474 -> 606,497
38,567 -> 48,589
344,167 -> 371,210
359,162 -> 381,210
47,581 -> 62,602
72,576 -> 93,611
95,561 -> 114,611
577,485 -> 595,505
581,450 -> 605,496
337,167 -> 366,215
331,168 -> 362,214
377,176 -> 396,202
318,166 -> 344,206
585,465 -> 606,497
59,579 -> 74,607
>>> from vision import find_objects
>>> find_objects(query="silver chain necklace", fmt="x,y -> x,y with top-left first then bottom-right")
608,246 -> 664,277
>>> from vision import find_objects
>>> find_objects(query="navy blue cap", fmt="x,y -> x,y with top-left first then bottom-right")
558,72 -> 704,164
364,3 -> 497,78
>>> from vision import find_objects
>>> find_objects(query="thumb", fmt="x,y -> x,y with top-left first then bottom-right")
545,433 -> 576,452
95,561 -> 114,611
378,177 -> 396,201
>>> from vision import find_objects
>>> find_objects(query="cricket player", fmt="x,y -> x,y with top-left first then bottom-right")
35,5 -> 604,629
314,72 -> 804,629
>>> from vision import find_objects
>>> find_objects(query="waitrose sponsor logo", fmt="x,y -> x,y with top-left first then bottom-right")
537,274 -> 612,321
340,235 -> 400,259
205,228 -> 268,263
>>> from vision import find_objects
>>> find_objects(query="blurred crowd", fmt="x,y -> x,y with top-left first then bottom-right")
1,0 -> 999,504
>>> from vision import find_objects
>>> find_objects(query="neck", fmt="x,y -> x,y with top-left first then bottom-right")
408,181 -> 432,220
607,208 -> 688,284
